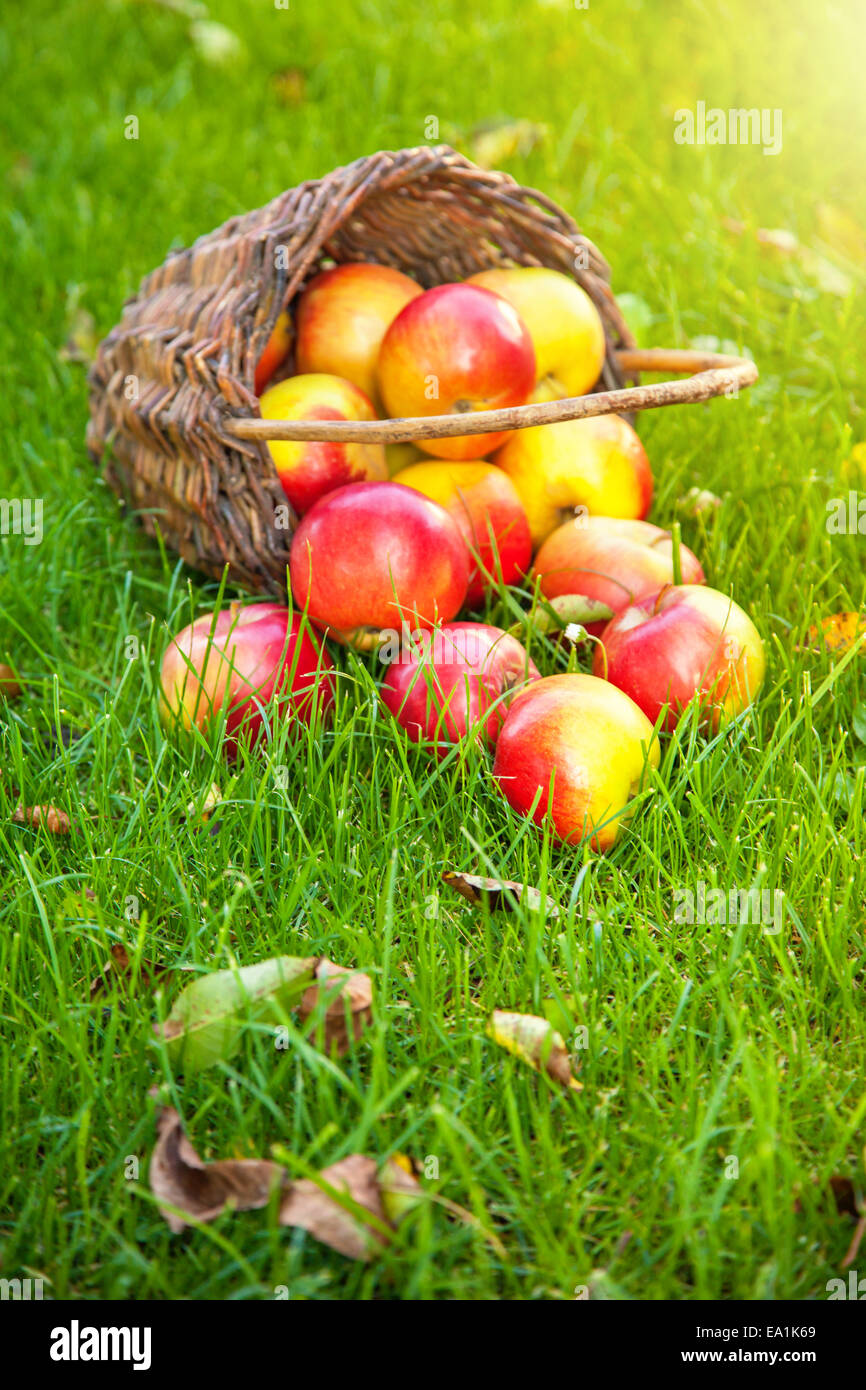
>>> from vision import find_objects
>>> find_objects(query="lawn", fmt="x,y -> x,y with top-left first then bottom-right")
1,0 -> 865,1302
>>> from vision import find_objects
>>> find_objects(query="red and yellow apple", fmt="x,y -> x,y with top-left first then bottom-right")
593,584 -> 765,731
289,480 -> 469,648
377,283 -> 536,461
381,621 -> 540,756
493,413 -> 653,548
493,673 -> 659,849
385,442 -> 425,477
159,602 -> 335,753
467,266 -> 606,400
295,262 -> 422,409
392,458 -> 531,607
533,516 -> 704,633
259,373 -> 387,515
254,310 -> 293,395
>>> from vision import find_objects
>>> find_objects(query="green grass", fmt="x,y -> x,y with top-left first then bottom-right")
1,0 -> 866,1301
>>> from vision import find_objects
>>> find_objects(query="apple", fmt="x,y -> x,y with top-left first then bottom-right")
592,584 -> 765,731
289,480 -> 470,649
295,262 -> 422,409
493,413 -> 653,549
533,516 -> 704,634
160,602 -> 335,753
254,310 -> 293,395
377,283 -> 536,461
259,373 -> 387,515
391,458 -> 531,607
385,442 -> 425,477
493,673 -> 659,849
381,621 -> 540,756
467,266 -> 606,399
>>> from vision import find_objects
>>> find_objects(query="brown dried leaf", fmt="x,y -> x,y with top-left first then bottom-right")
804,1175 -> 866,1269
489,1009 -> 581,1091
299,958 -> 373,1057
829,1174 -> 861,1218
89,943 -> 176,1002
798,612 -> 866,656
279,1155 -> 389,1261
150,1107 -> 285,1233
442,871 -> 561,919
0,664 -> 21,699
13,803 -> 71,834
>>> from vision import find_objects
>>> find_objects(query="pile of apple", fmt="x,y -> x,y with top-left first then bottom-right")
161,261 -> 765,851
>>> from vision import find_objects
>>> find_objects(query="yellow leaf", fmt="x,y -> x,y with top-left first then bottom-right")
489,1010 -> 581,1090
800,613 -> 866,656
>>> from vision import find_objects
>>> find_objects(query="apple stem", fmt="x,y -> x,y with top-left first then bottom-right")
670,521 -> 683,587
586,632 -> 608,679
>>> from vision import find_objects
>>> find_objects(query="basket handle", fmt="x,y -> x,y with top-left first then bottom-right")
224,347 -> 757,446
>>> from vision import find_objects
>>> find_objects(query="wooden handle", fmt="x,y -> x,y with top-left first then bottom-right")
224,347 -> 757,445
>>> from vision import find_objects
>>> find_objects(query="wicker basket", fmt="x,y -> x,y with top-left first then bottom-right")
86,144 -> 756,596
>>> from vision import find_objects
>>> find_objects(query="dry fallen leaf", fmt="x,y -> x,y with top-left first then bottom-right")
798,613 -> 866,656
89,943 -> 176,1002
150,1107 -> 285,1233
13,803 -> 71,834
279,1155 -> 393,1261
443,871 -> 561,919
489,1009 -> 581,1090
828,1176 -> 866,1269
0,664 -> 21,699
299,958 -> 373,1057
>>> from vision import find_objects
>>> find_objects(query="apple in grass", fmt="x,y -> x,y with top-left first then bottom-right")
289,481 -> 470,649
466,266 -> 606,400
392,459 -> 532,607
259,373 -> 387,515
160,603 -> 335,754
493,413 -> 653,549
377,283 -> 536,461
592,584 -> 765,732
381,622 -> 540,756
295,262 -> 423,409
493,673 -> 659,849
533,516 -> 704,634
